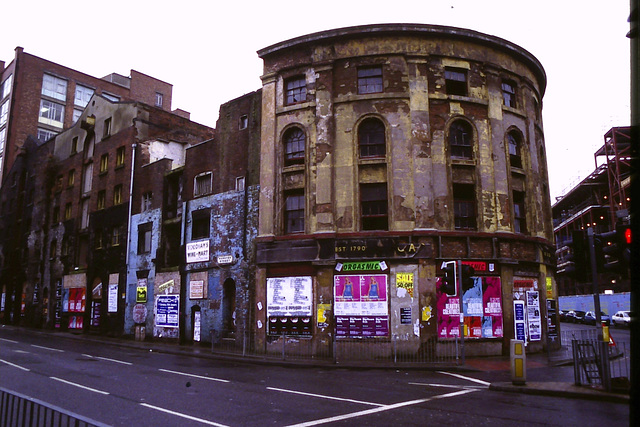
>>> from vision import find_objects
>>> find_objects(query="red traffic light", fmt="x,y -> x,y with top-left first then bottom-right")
624,227 -> 631,245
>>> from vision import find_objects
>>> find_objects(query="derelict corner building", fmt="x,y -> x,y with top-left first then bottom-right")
254,24 -> 554,357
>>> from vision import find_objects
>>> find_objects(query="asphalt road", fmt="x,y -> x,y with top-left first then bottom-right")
0,326 -> 630,426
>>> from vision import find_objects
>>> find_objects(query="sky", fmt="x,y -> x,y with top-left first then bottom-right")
1,1 -> 631,202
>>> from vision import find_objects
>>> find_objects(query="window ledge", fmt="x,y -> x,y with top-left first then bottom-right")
278,101 -> 315,114
334,92 -> 408,104
502,105 -> 526,118
510,167 -> 526,176
451,158 -> 476,167
358,157 -> 387,166
282,164 -> 305,173
429,93 -> 488,105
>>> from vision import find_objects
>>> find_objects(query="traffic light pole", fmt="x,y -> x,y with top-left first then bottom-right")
587,228 -> 603,337
457,260 -> 465,365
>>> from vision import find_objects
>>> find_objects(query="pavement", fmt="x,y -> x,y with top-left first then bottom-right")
1,325 -> 630,404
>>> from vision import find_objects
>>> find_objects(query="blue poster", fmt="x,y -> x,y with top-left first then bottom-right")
156,295 -> 179,328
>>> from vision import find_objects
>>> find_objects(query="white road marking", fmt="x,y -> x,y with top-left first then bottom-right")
50,377 -> 110,395
140,403 -> 229,426
31,344 -> 64,353
159,368 -> 229,383
437,370 -> 491,386
82,354 -> 132,365
0,338 -> 18,343
408,382 -> 486,389
285,389 -> 479,427
267,387 -> 385,407
0,358 -> 30,371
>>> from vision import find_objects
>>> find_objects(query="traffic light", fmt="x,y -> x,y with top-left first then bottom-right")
442,261 -> 457,296
562,230 -> 589,281
461,265 -> 475,293
617,224 -> 631,268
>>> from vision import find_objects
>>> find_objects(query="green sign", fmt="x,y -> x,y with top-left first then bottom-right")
341,261 -> 384,272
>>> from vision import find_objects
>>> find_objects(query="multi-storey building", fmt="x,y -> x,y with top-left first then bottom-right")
126,91 -> 261,345
254,24 -> 554,356
0,47 -> 176,186
0,94 -> 214,333
553,126 -> 632,296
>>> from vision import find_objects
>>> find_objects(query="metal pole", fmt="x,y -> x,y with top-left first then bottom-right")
587,228 -> 603,338
457,260 -> 465,365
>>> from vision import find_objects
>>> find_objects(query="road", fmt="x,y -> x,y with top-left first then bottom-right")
0,326 -> 629,426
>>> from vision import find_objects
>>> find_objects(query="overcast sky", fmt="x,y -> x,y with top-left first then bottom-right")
1,1 -> 631,201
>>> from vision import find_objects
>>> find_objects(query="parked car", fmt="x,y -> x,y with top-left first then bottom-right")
583,311 -> 610,325
559,310 -> 569,322
611,311 -> 631,327
566,310 -> 586,323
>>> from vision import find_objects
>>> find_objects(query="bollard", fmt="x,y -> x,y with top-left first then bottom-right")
510,339 -> 526,385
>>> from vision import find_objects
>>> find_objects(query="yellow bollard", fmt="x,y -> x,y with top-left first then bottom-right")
602,322 -> 610,343
510,339 -> 526,385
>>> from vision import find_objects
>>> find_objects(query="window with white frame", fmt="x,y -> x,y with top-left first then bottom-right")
236,176 -> 245,192
194,172 -> 212,197
42,74 -> 67,101
72,109 -> 83,124
0,128 -> 5,152
285,76 -> 306,105
239,115 -> 248,130
138,222 -> 153,254
0,100 -> 8,126
155,92 -> 163,107
37,128 -> 57,142
74,85 -> 94,108
39,99 -> 65,128
142,191 -> 153,212
1,74 -> 12,99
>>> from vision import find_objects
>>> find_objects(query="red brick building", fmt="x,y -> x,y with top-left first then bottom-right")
0,47 -> 176,186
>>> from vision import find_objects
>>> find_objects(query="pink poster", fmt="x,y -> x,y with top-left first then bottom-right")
437,276 -> 503,339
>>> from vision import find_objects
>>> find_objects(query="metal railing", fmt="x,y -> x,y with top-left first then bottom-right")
212,330 -> 462,366
0,387 -> 109,427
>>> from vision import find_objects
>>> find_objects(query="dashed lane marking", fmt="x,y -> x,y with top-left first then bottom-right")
140,403 -> 229,427
0,358 -> 30,371
0,338 -> 18,344
50,377 -> 110,395
159,368 -> 229,383
31,344 -> 64,353
82,354 -> 133,365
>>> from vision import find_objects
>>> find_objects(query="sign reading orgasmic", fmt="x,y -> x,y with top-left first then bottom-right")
334,274 -> 389,337
436,276 -> 503,339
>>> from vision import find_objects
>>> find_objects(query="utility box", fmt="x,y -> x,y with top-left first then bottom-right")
510,339 -> 526,385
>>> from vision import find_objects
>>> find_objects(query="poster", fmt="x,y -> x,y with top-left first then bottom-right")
437,276 -> 503,339
136,279 -> 147,303
396,273 -> 414,297
266,276 -> 312,317
108,284 -> 118,313
514,300 -> 527,341
334,274 -> 389,337
266,276 -> 312,335
526,290 -> 541,341
156,295 -> 180,328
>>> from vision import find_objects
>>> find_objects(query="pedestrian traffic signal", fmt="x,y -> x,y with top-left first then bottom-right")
442,261 -> 457,296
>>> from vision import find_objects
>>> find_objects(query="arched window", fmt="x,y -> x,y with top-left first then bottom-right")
283,127 -> 305,165
507,131 -> 523,168
449,120 -> 473,159
358,118 -> 386,158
